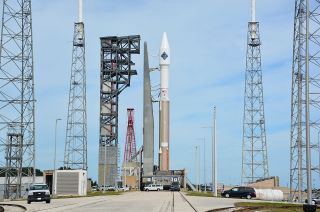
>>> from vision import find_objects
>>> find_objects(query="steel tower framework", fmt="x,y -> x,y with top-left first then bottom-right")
99,35 -> 140,186
290,0 -> 320,202
242,1 -> 269,185
0,0 -> 36,199
64,2 -> 87,170
124,108 -> 137,163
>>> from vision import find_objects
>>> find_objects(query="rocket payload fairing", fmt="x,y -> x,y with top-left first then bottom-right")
159,32 -> 170,171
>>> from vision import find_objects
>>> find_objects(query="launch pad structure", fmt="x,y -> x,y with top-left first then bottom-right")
99,35 -> 140,187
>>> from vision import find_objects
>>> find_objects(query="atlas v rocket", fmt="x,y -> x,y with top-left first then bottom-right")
159,32 -> 170,171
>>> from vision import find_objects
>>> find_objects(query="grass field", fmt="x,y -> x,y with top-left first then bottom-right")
185,191 -> 216,197
54,191 -> 123,199
235,202 -> 320,212
87,191 -> 123,196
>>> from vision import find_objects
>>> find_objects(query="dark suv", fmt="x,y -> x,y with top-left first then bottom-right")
222,186 -> 256,199
170,182 -> 180,191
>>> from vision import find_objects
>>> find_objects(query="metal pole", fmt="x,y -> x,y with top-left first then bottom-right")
103,144 -> 106,193
305,0 -> 312,205
204,138 -> 206,192
124,160 -> 127,188
54,118 -> 61,195
318,131 -> 320,185
195,146 -> 198,191
213,106 -> 217,197
198,145 -> 201,192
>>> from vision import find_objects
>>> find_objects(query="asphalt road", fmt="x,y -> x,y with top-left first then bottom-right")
4,191 -> 257,212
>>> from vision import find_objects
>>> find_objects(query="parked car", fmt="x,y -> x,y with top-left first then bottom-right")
26,183 -> 51,204
305,196 -> 320,205
91,186 -> 98,191
119,186 -> 130,192
221,186 -> 256,199
144,184 -> 164,191
200,185 -> 213,192
170,182 -> 181,191
99,185 -> 116,191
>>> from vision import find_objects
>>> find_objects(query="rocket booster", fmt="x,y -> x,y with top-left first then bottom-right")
159,32 -> 170,171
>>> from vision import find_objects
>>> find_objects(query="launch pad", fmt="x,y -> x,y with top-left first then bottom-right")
142,170 -> 187,190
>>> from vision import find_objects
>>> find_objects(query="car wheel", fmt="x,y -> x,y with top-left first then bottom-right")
225,194 -> 230,198
146,189 -> 149,192
27,201 -> 31,204
46,200 -> 51,204
157,188 -> 160,191
312,200 -> 316,205
246,194 -> 252,199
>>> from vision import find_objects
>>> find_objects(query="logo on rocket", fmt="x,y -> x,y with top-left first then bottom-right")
161,52 -> 168,60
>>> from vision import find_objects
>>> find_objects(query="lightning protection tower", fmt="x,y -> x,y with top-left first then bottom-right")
64,0 -> 87,170
241,0 -> 269,185
290,0 -> 320,202
99,35 -> 140,187
124,108 -> 137,163
0,0 -> 36,199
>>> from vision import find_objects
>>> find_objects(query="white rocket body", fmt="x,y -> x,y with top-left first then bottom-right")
159,32 -> 170,171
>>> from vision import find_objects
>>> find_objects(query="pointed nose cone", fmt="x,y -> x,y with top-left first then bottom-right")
160,32 -> 170,65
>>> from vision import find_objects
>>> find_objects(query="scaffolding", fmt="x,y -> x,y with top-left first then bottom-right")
99,35 -> 140,186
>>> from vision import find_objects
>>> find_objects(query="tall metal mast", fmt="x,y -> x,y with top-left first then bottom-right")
64,0 -> 87,170
290,0 -> 320,203
0,0 -> 36,199
242,0 -> 269,185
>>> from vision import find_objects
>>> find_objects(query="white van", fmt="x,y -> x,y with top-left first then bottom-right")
144,184 -> 163,191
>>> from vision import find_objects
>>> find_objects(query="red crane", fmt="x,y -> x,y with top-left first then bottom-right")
124,108 -> 137,163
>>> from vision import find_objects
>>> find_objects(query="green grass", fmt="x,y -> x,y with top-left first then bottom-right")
186,191 -> 217,197
86,191 -> 123,197
235,202 -> 320,212
54,191 -> 123,199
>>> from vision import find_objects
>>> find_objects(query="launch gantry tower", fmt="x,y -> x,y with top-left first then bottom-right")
99,35 -> 140,186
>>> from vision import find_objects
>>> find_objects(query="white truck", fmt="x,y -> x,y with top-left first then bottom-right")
27,183 -> 51,204
144,184 -> 163,191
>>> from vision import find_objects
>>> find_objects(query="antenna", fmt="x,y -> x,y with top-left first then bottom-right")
79,0 -> 83,22
251,0 -> 256,22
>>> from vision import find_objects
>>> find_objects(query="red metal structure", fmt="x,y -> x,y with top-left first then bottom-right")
124,108 -> 137,163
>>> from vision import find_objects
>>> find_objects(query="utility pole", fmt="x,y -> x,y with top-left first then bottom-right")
54,118 -> 61,195
202,106 -> 217,196
213,106 -> 217,197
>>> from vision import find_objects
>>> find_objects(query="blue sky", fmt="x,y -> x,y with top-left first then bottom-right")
28,0 -> 298,186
